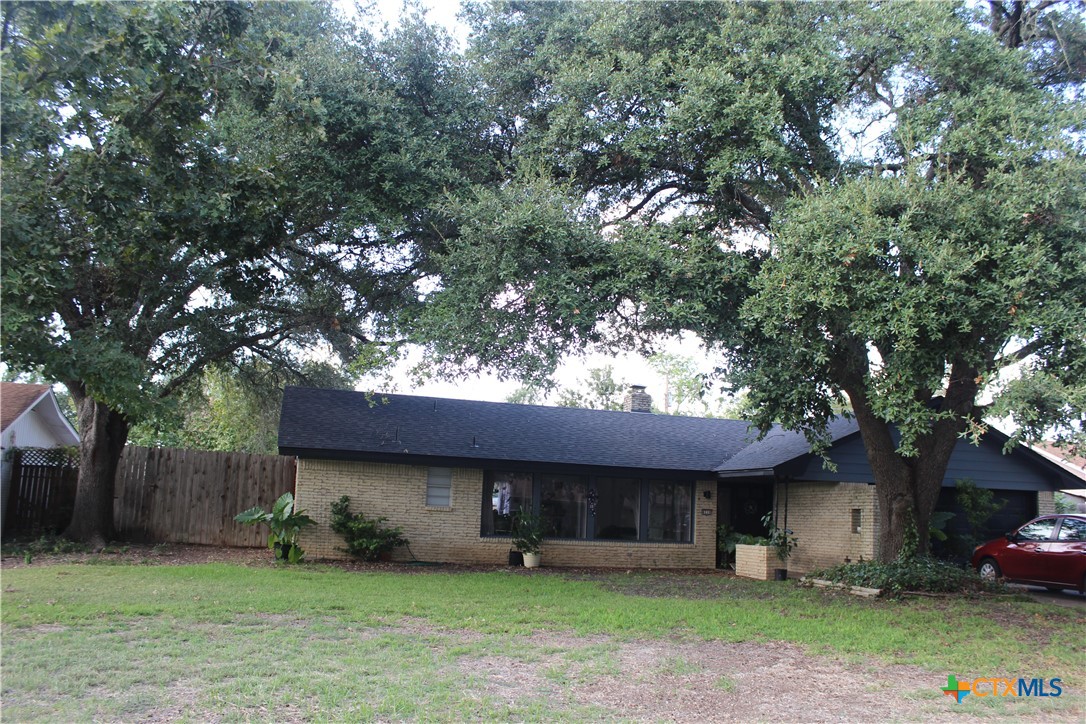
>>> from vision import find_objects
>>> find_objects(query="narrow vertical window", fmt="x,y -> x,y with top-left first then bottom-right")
594,477 -> 640,540
426,467 -> 452,507
483,471 -> 533,534
647,481 -> 693,542
851,508 -> 862,534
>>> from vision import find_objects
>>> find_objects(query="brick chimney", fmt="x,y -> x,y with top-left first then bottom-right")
623,385 -> 653,413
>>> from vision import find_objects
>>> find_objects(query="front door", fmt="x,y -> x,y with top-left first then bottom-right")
730,484 -> 773,536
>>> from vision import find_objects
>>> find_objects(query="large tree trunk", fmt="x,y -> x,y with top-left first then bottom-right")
845,383 -> 970,562
63,383 -> 129,547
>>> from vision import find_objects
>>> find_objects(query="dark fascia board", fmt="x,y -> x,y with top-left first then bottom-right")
279,447 -> 713,481
723,426 -> 1077,490
716,468 -> 777,479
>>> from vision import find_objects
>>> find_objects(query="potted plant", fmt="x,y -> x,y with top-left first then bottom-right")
511,509 -> 544,568
235,492 -> 315,563
762,511 -> 798,580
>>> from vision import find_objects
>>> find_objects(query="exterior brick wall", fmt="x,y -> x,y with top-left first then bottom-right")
1037,490 -> 1055,516
294,458 -> 717,569
735,543 -> 772,580
773,481 -> 877,576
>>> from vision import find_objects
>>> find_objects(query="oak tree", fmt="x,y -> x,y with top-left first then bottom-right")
1,1 -> 492,544
418,0 -> 1085,560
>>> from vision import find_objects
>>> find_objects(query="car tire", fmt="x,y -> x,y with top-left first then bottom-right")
977,557 -> 1002,581
1044,585 -> 1064,592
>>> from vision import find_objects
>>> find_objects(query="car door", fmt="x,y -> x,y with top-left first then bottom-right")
1000,517 -> 1058,582
1044,517 -> 1086,589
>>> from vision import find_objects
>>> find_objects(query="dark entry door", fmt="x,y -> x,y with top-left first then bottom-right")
729,484 -> 773,536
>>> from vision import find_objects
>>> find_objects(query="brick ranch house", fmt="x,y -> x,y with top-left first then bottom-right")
280,386 -> 1078,574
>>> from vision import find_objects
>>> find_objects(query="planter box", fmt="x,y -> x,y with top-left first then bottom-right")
735,544 -> 776,580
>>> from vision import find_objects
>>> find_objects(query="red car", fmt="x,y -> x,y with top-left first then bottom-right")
972,514 -> 1086,593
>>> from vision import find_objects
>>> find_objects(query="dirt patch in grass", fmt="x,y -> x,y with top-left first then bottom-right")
447,625 -> 1081,722
1,542 -> 272,569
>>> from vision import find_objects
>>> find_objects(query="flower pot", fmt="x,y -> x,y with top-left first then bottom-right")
522,552 -> 541,568
774,568 -> 788,581
508,550 -> 524,567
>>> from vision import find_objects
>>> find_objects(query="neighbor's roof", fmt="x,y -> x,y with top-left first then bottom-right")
280,387 -> 765,474
1031,442 -> 1086,483
1,382 -> 51,432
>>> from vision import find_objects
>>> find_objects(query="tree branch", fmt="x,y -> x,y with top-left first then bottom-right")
604,182 -> 683,226
994,337 -> 1046,368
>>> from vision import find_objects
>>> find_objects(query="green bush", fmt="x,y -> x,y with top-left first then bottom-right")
511,509 -> 544,555
716,524 -> 768,568
330,496 -> 408,561
811,556 -> 999,595
234,492 -> 314,563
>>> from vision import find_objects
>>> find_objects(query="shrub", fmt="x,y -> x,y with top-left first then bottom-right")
1,534 -> 90,563
716,525 -> 768,568
330,496 -> 408,561
956,478 -> 1006,546
811,556 -> 1000,595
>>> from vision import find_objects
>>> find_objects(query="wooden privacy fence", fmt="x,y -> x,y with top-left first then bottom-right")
3,448 -> 79,536
114,446 -> 296,547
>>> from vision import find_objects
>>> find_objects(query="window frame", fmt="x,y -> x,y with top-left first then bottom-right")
425,466 -> 453,508
480,468 -> 695,544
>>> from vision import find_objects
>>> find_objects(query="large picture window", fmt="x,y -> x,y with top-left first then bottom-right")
481,470 -> 693,543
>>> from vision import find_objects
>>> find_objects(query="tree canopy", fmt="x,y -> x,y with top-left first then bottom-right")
0,0 -> 494,543
414,0 -> 1086,559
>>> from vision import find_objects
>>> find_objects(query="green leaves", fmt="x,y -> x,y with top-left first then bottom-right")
1,0 -> 493,419
234,492 -> 315,562
329,495 -> 408,561
413,175 -> 620,383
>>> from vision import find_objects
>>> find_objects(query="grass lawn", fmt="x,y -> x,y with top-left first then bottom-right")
2,559 -> 1083,721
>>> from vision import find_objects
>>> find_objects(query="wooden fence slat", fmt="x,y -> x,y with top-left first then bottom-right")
110,446 -> 294,548
5,445 -> 295,547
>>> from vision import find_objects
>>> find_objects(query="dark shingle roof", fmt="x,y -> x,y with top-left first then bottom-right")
280,387 -> 765,473
715,417 -> 860,474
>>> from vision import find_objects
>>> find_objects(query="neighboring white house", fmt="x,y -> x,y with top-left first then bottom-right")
0,382 -> 80,533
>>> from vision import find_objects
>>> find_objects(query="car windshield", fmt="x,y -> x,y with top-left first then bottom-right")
1016,519 -> 1057,541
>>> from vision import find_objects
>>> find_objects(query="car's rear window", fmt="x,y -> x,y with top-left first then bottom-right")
1057,517 -> 1086,542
